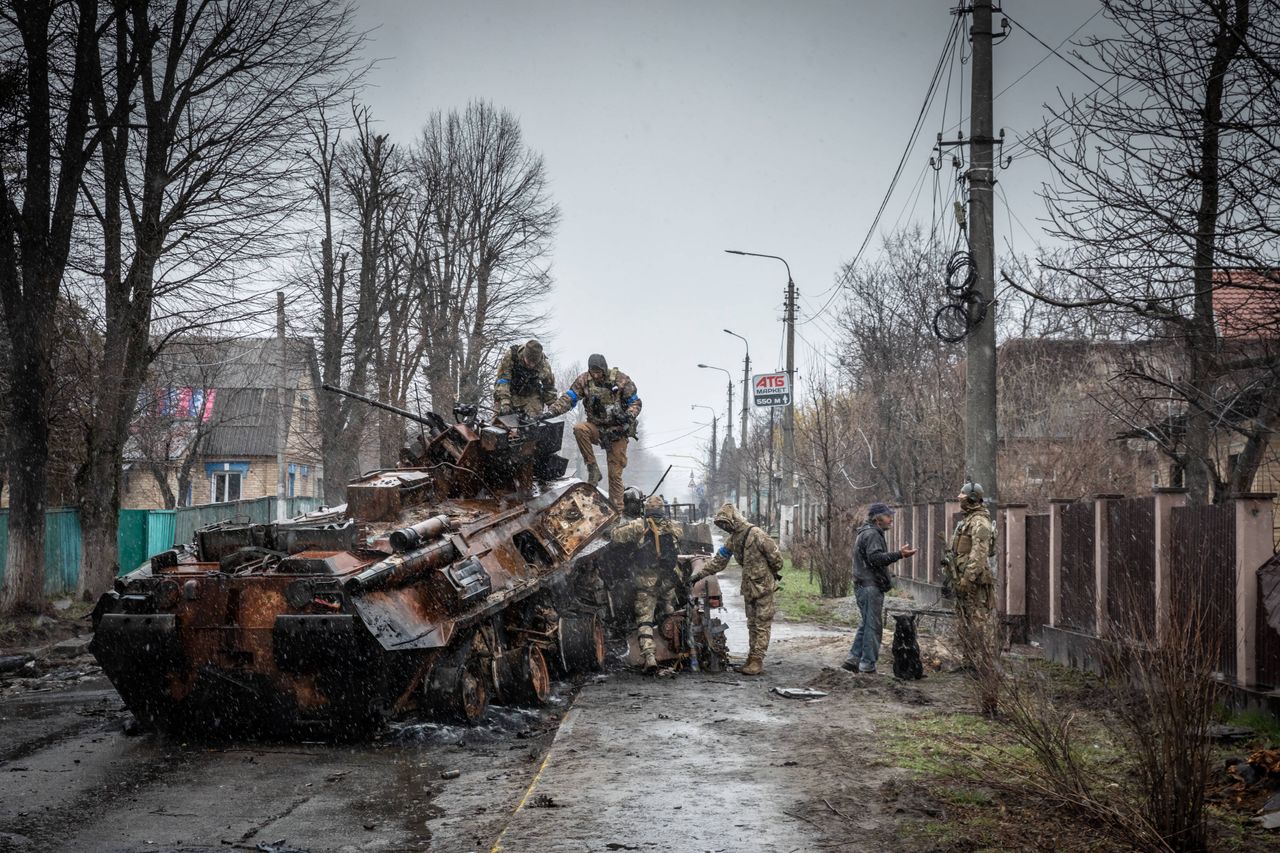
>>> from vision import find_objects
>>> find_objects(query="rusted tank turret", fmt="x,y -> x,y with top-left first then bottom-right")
90,388 -> 615,734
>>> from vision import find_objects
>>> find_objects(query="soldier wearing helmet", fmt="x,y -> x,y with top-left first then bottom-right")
494,339 -> 557,418
688,502 -> 783,676
607,494 -> 682,673
946,480 -> 998,712
545,353 -> 641,511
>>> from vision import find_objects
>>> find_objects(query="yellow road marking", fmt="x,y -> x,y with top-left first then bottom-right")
488,696 -> 578,853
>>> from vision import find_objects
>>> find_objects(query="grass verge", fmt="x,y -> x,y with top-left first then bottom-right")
774,558 -> 844,624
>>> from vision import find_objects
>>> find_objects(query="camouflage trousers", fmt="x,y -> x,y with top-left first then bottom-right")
573,421 -> 628,510
744,589 -> 776,661
955,580 -> 999,714
634,569 -> 677,657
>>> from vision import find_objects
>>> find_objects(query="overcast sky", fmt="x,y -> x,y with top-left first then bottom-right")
351,0 -> 1108,502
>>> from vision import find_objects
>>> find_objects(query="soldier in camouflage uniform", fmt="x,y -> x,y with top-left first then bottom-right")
946,480 -> 999,714
546,353 -> 641,511
608,494 -> 682,673
493,339 -> 557,418
689,502 -> 783,676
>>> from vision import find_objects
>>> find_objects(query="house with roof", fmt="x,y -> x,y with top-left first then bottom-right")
996,337 -> 1165,507
121,336 -> 325,509
1210,270 -> 1280,525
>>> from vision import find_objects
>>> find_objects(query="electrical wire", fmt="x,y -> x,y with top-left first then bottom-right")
939,6 -> 1105,138
1001,10 -> 1106,91
800,14 -> 962,320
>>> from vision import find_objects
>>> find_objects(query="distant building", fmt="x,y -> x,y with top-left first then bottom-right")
121,336 -> 324,509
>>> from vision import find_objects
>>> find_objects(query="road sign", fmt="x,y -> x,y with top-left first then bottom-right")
752,372 -> 790,407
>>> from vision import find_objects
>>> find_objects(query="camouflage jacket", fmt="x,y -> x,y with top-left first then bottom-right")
948,505 -> 994,590
608,516 -> 683,575
699,503 -> 783,602
494,345 -> 557,407
547,367 -> 641,425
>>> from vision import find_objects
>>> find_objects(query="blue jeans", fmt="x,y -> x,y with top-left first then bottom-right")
848,585 -> 885,671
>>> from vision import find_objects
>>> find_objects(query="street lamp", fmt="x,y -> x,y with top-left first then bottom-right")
722,329 -> 750,449
725,249 -> 797,546
696,363 -> 734,445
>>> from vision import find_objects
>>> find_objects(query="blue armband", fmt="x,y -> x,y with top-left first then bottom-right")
626,394 -> 640,405
565,389 -> 579,406
717,545 -> 731,559
495,378 -> 509,385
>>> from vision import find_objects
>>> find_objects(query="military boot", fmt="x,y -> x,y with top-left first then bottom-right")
738,655 -> 764,676
642,651 -> 658,674
586,463 -> 602,486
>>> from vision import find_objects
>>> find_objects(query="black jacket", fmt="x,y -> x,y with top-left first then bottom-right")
852,521 -> 901,591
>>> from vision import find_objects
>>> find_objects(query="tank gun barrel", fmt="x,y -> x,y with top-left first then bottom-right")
321,383 -> 439,430
345,538 -> 461,593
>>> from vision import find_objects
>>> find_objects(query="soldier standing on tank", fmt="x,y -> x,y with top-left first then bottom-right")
609,494 -> 683,673
689,502 -> 783,676
545,353 -> 641,511
493,339 -> 557,418
946,480 -> 999,714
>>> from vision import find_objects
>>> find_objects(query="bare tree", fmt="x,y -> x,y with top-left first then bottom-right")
835,227 -> 966,503
0,0 -> 104,613
411,100 -> 558,416
1013,0 -> 1280,504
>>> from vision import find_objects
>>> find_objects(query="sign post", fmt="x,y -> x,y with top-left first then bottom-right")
752,372 -> 790,408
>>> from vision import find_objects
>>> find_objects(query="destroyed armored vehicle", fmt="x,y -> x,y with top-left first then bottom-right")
90,387 -> 616,734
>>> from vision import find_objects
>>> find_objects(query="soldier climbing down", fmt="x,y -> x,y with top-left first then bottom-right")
545,353 -> 641,511
689,503 -> 783,676
608,494 -> 683,673
493,339 -> 557,418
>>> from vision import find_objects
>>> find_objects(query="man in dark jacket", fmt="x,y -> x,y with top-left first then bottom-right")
843,502 -> 916,673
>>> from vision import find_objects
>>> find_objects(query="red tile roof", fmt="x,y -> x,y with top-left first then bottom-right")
1214,270 -> 1280,341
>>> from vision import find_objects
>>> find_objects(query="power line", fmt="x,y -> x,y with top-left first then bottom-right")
800,15 -> 962,321
939,6 -> 1104,138
1001,10 -> 1106,91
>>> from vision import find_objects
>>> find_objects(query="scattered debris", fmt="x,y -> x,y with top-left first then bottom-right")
121,714 -> 143,736
527,793 -> 560,809
254,840 -> 309,853
0,654 -> 34,674
771,686 -> 828,700
1206,723 -> 1254,741
440,769 -> 461,780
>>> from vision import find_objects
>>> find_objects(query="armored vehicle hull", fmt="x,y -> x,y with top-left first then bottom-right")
91,404 -> 616,734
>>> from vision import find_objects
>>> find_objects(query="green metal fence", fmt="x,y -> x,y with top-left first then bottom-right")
0,496 -> 324,593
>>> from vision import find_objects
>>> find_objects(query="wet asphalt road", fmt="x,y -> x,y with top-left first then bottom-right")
1,568 -> 874,853
490,568 -> 852,853
0,674 -> 568,852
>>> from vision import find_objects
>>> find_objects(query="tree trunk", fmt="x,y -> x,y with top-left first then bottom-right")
77,433 -> 124,599
0,357 -> 50,614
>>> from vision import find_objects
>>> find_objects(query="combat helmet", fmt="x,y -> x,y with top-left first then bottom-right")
959,480 -> 984,505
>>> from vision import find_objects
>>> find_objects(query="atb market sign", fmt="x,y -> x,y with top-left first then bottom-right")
752,372 -> 790,407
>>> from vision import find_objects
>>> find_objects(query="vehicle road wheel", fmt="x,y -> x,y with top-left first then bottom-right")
424,660 -> 489,724
558,614 -> 605,673
494,645 -> 551,706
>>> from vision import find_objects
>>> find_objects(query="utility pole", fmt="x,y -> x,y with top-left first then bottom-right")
782,278 -> 796,545
709,415 -> 718,480
723,328 -> 751,511
725,381 -> 734,448
967,1 -> 998,504
275,291 -> 288,523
